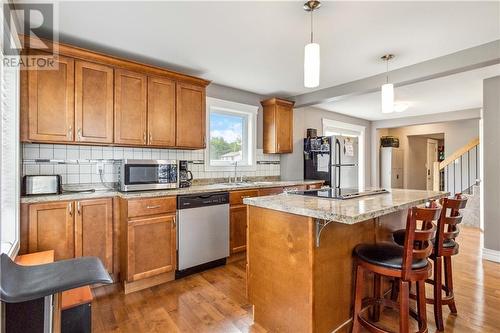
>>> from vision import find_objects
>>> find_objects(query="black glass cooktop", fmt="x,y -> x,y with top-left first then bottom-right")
290,188 -> 388,200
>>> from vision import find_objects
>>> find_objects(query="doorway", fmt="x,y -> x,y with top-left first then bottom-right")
426,139 -> 438,190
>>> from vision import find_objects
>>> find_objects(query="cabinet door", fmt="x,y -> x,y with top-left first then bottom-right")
75,198 -> 113,273
275,104 -> 293,153
230,205 -> 247,254
27,55 -> 74,142
147,77 -> 176,147
176,83 -> 205,149
127,215 -> 176,281
114,69 -> 147,145
28,201 -> 74,260
75,61 -> 114,143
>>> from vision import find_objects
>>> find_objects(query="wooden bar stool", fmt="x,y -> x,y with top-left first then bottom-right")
392,194 -> 468,331
352,204 -> 440,333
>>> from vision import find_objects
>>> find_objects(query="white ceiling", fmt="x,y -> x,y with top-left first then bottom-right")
17,1 -> 500,96
315,64 -> 500,121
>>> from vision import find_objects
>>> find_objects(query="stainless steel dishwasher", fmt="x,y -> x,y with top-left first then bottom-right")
176,192 -> 230,278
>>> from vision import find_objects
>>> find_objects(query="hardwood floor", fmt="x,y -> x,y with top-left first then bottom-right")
92,227 -> 500,332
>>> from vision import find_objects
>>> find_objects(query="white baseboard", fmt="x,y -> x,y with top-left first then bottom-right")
482,248 -> 500,263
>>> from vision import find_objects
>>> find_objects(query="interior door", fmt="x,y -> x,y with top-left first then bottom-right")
27,54 -> 74,142
114,69 -> 147,145
426,139 -> 438,190
75,61 -> 114,143
147,77 -> 176,147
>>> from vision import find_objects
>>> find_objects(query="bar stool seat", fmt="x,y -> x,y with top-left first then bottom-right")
392,229 -> 457,249
354,243 -> 428,270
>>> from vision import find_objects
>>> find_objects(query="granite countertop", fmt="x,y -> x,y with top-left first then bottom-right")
20,180 -> 323,204
243,188 -> 448,225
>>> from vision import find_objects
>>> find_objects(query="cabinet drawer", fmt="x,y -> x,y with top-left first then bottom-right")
307,183 -> 323,190
258,187 -> 283,196
230,190 -> 259,205
283,185 -> 307,192
127,197 -> 176,218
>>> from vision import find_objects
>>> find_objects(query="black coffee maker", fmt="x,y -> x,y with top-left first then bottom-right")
178,160 -> 193,188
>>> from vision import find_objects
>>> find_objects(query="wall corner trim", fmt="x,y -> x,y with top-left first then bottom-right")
482,248 -> 500,263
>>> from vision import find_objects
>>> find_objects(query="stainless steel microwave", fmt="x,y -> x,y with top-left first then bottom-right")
119,159 -> 178,192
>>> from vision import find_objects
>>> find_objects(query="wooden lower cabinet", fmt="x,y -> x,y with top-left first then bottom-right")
28,201 -> 75,260
126,214 -> 176,282
230,205 -> 247,254
75,198 -> 113,273
27,199 -> 114,273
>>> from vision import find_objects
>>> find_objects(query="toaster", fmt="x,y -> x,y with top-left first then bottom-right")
22,175 -> 62,195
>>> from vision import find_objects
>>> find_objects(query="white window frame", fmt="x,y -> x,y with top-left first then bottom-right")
323,118 -> 366,189
205,97 -> 258,171
1,34 -> 21,259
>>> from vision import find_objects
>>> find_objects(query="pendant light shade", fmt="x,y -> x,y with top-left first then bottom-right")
304,42 -> 320,88
380,54 -> 395,113
303,1 -> 321,88
381,83 -> 394,114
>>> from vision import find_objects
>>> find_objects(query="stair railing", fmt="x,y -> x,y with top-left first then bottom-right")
432,137 -> 480,194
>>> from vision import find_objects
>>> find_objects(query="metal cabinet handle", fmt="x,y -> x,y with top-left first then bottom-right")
277,143 -> 281,151
68,126 -> 73,139
143,131 -> 147,144
146,205 -> 161,209
149,132 -> 153,143
68,202 -> 72,216
77,128 -> 82,141
77,201 -> 81,215
172,216 -> 176,228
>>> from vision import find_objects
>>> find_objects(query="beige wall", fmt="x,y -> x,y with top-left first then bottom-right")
280,106 -> 371,184
373,118 -> 480,187
483,76 -> 500,253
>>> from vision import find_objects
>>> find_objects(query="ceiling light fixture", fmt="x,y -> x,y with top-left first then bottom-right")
304,0 -> 321,88
381,54 -> 395,113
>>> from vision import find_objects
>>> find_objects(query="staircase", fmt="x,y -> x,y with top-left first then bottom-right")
433,137 -> 481,227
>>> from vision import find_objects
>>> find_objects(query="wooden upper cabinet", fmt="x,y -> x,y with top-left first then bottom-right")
147,77 -> 176,147
28,201 -> 75,260
26,55 -> 75,142
75,198 -> 113,273
176,83 -> 206,149
261,98 -> 295,154
126,215 -> 176,282
75,61 -> 114,143
114,69 -> 147,145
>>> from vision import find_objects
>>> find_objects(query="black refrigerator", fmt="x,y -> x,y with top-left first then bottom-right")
304,136 -> 359,188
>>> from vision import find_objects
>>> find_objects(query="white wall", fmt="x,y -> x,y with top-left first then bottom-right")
371,110 -> 480,187
483,76 -> 500,255
280,106 -> 371,184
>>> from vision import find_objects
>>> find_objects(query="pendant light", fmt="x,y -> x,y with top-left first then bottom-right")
381,54 -> 395,113
304,1 -> 321,88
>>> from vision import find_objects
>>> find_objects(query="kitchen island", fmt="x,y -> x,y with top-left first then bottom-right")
243,188 -> 447,333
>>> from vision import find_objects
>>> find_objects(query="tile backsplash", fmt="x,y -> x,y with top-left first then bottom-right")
22,144 -> 280,185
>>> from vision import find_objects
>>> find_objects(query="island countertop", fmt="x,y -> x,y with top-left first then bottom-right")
243,188 -> 448,224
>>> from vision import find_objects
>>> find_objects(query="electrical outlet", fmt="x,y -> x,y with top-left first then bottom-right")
96,162 -> 104,174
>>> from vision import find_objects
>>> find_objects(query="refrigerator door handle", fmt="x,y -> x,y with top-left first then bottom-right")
338,166 -> 342,188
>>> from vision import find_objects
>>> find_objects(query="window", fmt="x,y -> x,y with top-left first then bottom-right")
206,98 -> 258,170
1,41 -> 21,258
323,118 -> 366,188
